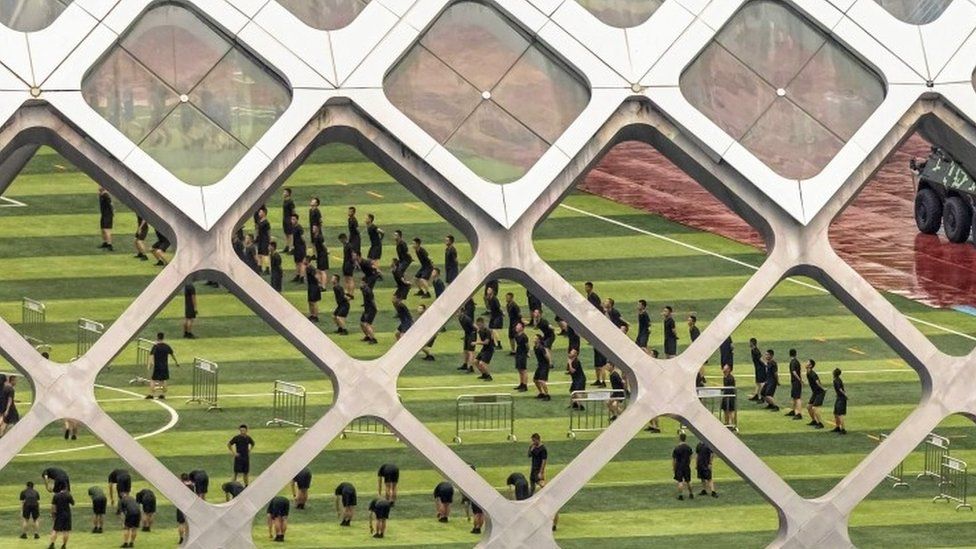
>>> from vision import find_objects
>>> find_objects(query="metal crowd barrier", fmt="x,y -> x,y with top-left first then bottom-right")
934,456 -> 973,511
76,318 -> 104,358
266,380 -> 307,433
23,336 -> 51,356
918,433 -> 951,481
21,298 -> 45,325
697,386 -> 738,432
454,394 -> 516,444
186,358 -> 221,412
128,338 -> 154,385
878,433 -> 910,488
567,390 -> 626,439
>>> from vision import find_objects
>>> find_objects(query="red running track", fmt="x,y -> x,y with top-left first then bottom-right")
581,136 -> 976,309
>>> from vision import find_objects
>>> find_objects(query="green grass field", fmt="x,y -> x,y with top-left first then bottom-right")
1,145 -> 975,548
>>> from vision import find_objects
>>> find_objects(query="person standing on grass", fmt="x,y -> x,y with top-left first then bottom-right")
412,238 -> 434,298
189,470 -> 209,501
607,363 -> 627,421
444,235 -> 459,284
368,497 -> 391,539
266,496 -> 289,542
269,240 -> 283,292
281,188 -> 295,253
433,481 -> 454,523
338,234 -> 356,299
392,295 -> 413,341
87,486 -> 106,534
20,481 -> 40,539
787,349 -> 804,421
377,464 -> 400,505
366,213 -> 384,260
306,262 -> 322,323
696,440 -> 718,498
460,465 -> 484,535
150,228 -> 170,267
748,338 -> 765,401
48,484 -> 73,549
98,187 -> 114,251
222,481 -> 245,501
418,304 -> 438,361
393,230 -> 411,277
567,348 -> 586,409
334,481 -> 357,526
662,306 -> 678,358
0,374 -> 19,436
42,468 -> 70,494
832,368 -> 848,434
183,282 -> 197,339
290,214 -> 307,284
133,215 -> 149,261
311,224 -> 329,288
176,474 -> 193,544
228,425 -> 256,486
146,332 -> 177,400
532,334 -> 552,401
360,278 -> 378,344
526,290 -> 542,325
347,206 -> 361,256
108,468 -> 131,511
721,364 -> 737,428
135,488 -> 156,532
308,197 -> 322,236
458,308 -> 476,373
720,335 -> 734,369
484,287 -> 504,350
635,300 -> 650,353
672,433 -> 694,500
533,309 -> 555,350
255,206 -> 271,272
292,468 -> 312,510
687,314 -> 701,343
761,349 -> 780,411
512,322 -> 530,392
528,433 -> 548,493
118,493 -> 139,547
504,292 -> 522,353
806,360 -> 826,429
332,274 -> 350,335
474,317 -> 495,382
243,233 -> 260,274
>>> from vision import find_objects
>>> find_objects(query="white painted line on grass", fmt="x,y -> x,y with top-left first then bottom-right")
560,204 -> 976,343
0,196 -> 26,207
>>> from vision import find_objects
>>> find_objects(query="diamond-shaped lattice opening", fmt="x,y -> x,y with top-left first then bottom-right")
576,0 -> 662,28
723,276 -> 921,499
680,0 -> 885,180
249,416 -> 492,546
96,284 -> 335,494
233,143 -> 472,360
0,145 -> 176,362
0,0 -> 72,32
555,430 -> 776,546
828,125 -> 976,356
276,0 -> 370,31
81,3 -> 292,186
850,414 -> 976,545
874,0 -> 953,25
1,419 -> 193,544
535,140 -> 764,360
384,0 -> 590,183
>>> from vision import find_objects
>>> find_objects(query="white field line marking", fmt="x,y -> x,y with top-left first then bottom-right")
17,384 -> 179,457
0,196 -> 26,207
559,204 -> 976,343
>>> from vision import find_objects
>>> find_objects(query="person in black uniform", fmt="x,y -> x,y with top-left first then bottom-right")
567,349 -> 586,409
761,349 -> 779,411
266,496 -> 290,542
662,306 -> 678,358
458,308 -> 476,373
311,224 -> 329,288
266,238 -> 283,291
720,364 -> 737,429
391,258 -> 412,300
291,467 -> 312,510
150,228 -> 170,267
532,309 -> 555,350
392,295 -> 412,341
460,465 -> 484,534
87,486 -> 106,534
506,472 -> 531,501
0,374 -> 19,436
368,498 -> 391,539
720,335 -> 734,369
176,473 -> 193,544
376,464 -> 399,504
416,304 -> 438,361
306,262 -> 322,322
748,338 -> 765,401
98,187 -> 114,251
444,235 -> 459,284
687,314 -> 701,343
228,425 -> 256,485
635,300 -> 650,352
308,197 -> 322,235
330,274 -> 350,334
366,213 -> 384,260
334,481 -> 356,526
290,214 -> 307,283
526,290 -> 542,324
359,278 -> 378,344
427,268 -> 445,300
483,280 -> 499,303
696,440 -> 717,497
20,481 -> 40,539
189,470 -> 209,500
528,433 -> 548,493
146,332 -> 177,400
256,207 -> 271,272
221,481 -> 245,501
338,233 -> 357,299
42,468 -> 70,494
347,206 -> 361,255
135,488 -> 156,532
607,363 -> 627,420
832,368 -> 848,434
108,468 -> 131,511
243,233 -> 260,274
412,238 -> 434,298
583,281 -> 600,310
281,188 -> 295,252
433,481 -> 454,523
359,253 -> 381,290
786,348 -> 804,420
532,334 -> 551,401
512,322 -> 529,392
49,485 -> 74,549
474,317 -> 495,381
561,320 -> 581,356
183,282 -> 197,339
118,493 -> 140,547
393,231 -> 411,277
485,287 -> 504,349
806,360 -> 826,429
504,292 -> 522,353
133,215 -> 149,260
672,433 -> 694,500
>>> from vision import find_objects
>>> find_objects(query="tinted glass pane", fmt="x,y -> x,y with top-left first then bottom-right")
445,101 -> 548,183
384,46 -> 482,143
0,0 -> 70,32
575,0 -> 663,27
121,3 -> 230,93
874,0 -> 953,24
717,0 -> 824,88
492,45 -> 589,143
420,1 -> 530,92
787,41 -> 884,141
81,48 -> 180,143
189,49 -> 292,147
680,44 -> 777,140
277,0 -> 369,30
740,99 -> 844,180
139,103 -> 248,186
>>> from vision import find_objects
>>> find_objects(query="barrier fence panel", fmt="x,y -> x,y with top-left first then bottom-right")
21,298 -> 45,325
918,433 -> 951,480
23,336 -> 51,356
567,390 -> 626,439
879,433 -> 910,488
129,338 -> 155,385
266,380 -> 307,433
934,456 -> 973,511
76,318 -> 104,358
186,358 -> 220,411
697,386 -> 738,432
341,394 -> 402,440
454,394 -> 516,444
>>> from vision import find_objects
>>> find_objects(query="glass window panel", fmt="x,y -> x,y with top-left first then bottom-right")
0,0 -> 70,32
740,98 -> 844,180
445,101 -> 549,183
81,48 -> 180,143
189,49 -> 291,148
874,0 -> 953,24
717,0 -> 825,88
491,45 -> 589,144
575,0 -> 663,28
121,4 -> 230,93
384,46 -> 482,143
787,41 -> 885,141
420,1 -> 530,92
680,44 -> 777,140
277,0 -> 369,30
139,103 -> 248,186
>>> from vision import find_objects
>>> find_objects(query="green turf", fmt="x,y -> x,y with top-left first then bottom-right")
0,145 -> 974,548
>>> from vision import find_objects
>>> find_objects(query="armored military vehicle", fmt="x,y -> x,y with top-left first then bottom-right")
911,147 -> 976,243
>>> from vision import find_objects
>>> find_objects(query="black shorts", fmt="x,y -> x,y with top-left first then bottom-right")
674,466 -> 691,483
594,351 -> 607,368
316,254 -> 329,271
720,397 -> 736,412
368,246 -> 382,261
754,368 -> 766,384
22,505 -> 39,520
342,263 -> 354,277
469,500 -> 482,515
307,287 -> 322,303
570,378 -> 585,392
434,491 -> 453,504
141,501 -> 156,514
463,334 -> 476,352
810,391 -> 825,407
341,492 -> 357,508
92,496 -> 107,515
515,355 -> 527,371
790,381 -> 802,399
283,222 -> 293,236
194,479 -> 209,496
135,226 -> 149,240
635,334 -> 649,348
258,241 -> 270,256
533,367 -> 549,382
697,467 -> 712,481
151,365 -> 169,381
100,215 -> 113,230
761,382 -> 777,397
152,239 -> 170,252
267,505 -> 289,519
176,510 -> 186,524
53,515 -> 71,532
116,478 -> 132,495
834,398 -> 847,416
4,409 -> 18,424
664,340 -> 677,356
476,349 -> 494,364
361,309 -> 377,324
529,470 -> 543,486
382,471 -> 400,484
508,325 -> 518,340
334,304 -> 350,318
489,317 -> 503,330
397,320 -> 413,334
292,247 -> 306,264
124,513 -> 140,529
415,266 -> 433,280
185,307 -> 197,320
610,389 -> 626,399
372,505 -> 390,520
234,455 -> 250,474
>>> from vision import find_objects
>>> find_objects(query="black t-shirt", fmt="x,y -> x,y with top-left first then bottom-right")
416,246 -> 432,267
119,496 -> 139,517
334,285 -> 349,307
395,302 -> 412,324
99,192 -> 113,216
664,316 -> 677,343
695,442 -> 713,469
293,224 -> 305,249
534,344 -> 549,367
445,246 -> 458,270
222,482 -> 245,498
189,470 -> 208,490
434,482 -> 454,498
690,325 -> 701,342
766,360 -> 778,383
751,347 -> 762,369
487,296 -> 502,319
567,325 -> 580,350
367,224 -> 382,247
459,314 -> 475,336
507,301 -> 521,323
309,208 -> 322,230
184,283 -> 196,306
135,489 -> 155,507
834,377 -> 846,398
529,444 -> 548,471
514,333 -> 529,357
609,371 -> 625,390
43,468 -> 68,484
723,372 -> 736,390
790,358 -> 802,383
151,343 -> 173,369
293,468 -> 312,487
396,241 -> 410,263
229,434 -> 255,456
569,359 -> 585,383
477,327 -> 492,346
672,443 -> 693,467
586,292 -> 601,310
108,469 -> 130,486
52,492 -> 74,518
378,464 -> 399,479
257,219 -> 270,244
362,285 -> 376,313
369,498 -> 391,514
808,370 -> 824,394
637,312 -> 650,338
506,473 -> 531,500
335,482 -> 355,497
608,308 -> 628,329
282,198 -> 295,219
537,318 -> 554,341
20,488 -> 39,506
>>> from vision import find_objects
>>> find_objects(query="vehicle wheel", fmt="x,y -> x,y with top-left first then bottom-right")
915,187 -> 942,234
943,196 -> 973,243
